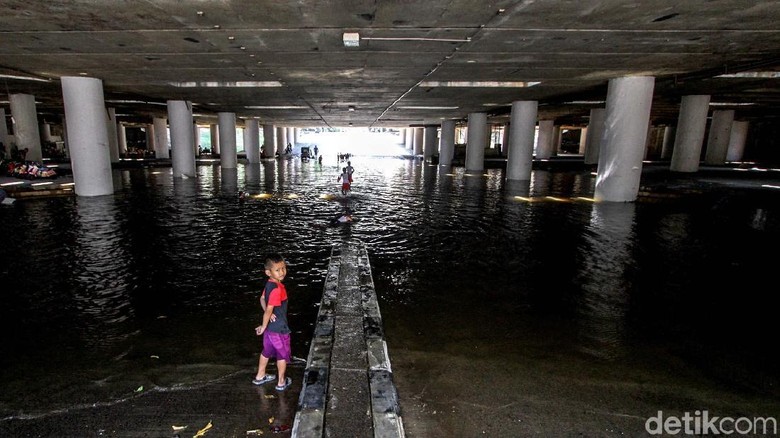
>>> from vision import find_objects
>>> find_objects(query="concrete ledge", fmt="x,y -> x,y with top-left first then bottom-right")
293,240 -> 404,438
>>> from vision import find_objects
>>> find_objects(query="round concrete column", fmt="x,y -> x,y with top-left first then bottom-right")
594,76 -> 655,202
293,128 -> 299,145
263,124 -> 275,156
423,125 -> 438,158
245,119 -> 261,163
726,120 -> 749,162
276,127 -> 287,155
405,128 -> 413,150
466,112 -> 487,172
536,120 -> 555,159
661,126 -> 676,159
670,95 -> 710,172
118,123 -> 127,155
153,117 -> 169,158
106,108 -> 119,163
39,122 -> 52,143
61,76 -> 113,196
209,124 -> 220,155
501,123 -> 510,156
286,127 -> 294,146
0,108 -> 9,158
9,93 -> 42,162
413,127 -> 423,155
704,110 -> 735,165
584,109 -> 606,164
506,100 -> 538,181
439,120 -> 456,166
218,112 -> 237,168
167,100 -> 196,178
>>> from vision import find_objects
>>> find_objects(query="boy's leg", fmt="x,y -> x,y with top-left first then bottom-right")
256,353 -> 270,380
276,360 -> 287,385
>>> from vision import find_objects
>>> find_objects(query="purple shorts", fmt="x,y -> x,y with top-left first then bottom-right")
262,331 -> 291,362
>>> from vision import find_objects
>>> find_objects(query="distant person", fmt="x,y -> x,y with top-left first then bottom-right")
318,155 -> 323,166
337,167 -> 351,195
346,160 -> 354,183
253,254 -> 293,392
313,145 -> 318,157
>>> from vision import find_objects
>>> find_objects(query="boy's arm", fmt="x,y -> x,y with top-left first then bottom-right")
260,295 -> 267,311
256,305 -> 275,335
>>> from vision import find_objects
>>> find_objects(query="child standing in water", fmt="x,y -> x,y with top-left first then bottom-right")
253,253 -> 293,391
337,167 -> 351,195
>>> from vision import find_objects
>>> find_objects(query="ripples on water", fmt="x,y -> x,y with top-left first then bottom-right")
1,155 -> 779,418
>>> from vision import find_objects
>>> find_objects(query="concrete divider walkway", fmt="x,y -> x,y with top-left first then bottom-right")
293,240 -> 405,438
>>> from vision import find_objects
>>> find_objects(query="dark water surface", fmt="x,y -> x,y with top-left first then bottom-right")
1,156 -> 779,433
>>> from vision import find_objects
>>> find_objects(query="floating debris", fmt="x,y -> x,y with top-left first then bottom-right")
193,420 -> 212,437
246,429 -> 263,436
151,355 -> 160,359
263,394 -> 276,399
135,386 -> 144,393
172,425 -> 188,431
268,417 -> 275,424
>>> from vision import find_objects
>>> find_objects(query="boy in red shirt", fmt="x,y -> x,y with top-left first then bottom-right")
252,254 -> 292,391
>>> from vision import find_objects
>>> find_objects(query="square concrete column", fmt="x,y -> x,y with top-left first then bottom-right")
536,120 -> 555,159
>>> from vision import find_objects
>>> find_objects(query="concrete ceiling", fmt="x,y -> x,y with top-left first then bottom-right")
1,0 -> 778,128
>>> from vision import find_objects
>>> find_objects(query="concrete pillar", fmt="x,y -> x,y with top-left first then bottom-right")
584,108 -> 606,164
704,109 -> 735,165
644,126 -> 666,160
670,95 -> 710,172
61,76 -> 113,196
218,112 -> 237,168
118,123 -> 127,155
578,128 -> 588,154
536,120 -> 555,159
501,123 -> 510,156
552,126 -> 561,156
465,112 -> 487,171
167,100 -> 196,178
506,100 -> 538,181
594,76 -> 655,202
9,93 -> 42,162
106,108 -> 119,163
245,119 -> 261,163
661,126 -> 676,160
726,120 -> 749,162
263,124 -> 274,157
439,120 -> 456,166
153,117 -> 169,158
39,122 -> 53,143
193,123 -> 200,156
0,108 -> 8,158
413,127 -> 423,155
293,128 -> 299,145
423,125 -> 438,158
276,127 -> 286,155
209,124 -> 220,155
404,128 -> 413,150
287,127 -> 294,146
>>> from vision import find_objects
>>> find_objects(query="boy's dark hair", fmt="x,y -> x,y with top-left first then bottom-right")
264,253 -> 285,270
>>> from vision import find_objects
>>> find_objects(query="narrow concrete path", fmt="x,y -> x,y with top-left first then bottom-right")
293,240 -> 404,438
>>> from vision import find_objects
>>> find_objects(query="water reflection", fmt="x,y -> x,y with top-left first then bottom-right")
221,167 -> 238,194
71,197 -> 134,350
576,202 -> 636,359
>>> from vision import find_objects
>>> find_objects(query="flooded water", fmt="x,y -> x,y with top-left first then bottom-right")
1,139 -> 779,434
